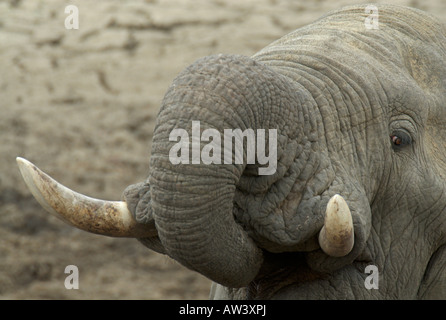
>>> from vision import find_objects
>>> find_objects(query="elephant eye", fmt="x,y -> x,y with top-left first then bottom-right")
390,131 -> 411,148
390,135 -> 402,145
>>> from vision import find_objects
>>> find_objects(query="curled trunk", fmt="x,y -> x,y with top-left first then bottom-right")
148,54 -> 369,286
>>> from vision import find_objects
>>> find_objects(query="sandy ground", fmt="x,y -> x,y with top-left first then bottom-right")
0,0 -> 445,300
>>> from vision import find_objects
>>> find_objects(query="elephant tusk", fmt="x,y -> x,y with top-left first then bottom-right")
318,194 -> 354,257
16,157 -> 156,238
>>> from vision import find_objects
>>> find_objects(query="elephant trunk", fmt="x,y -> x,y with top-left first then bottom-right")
149,56 -> 272,287
150,162 -> 263,287
148,54 -> 301,287
148,53 -> 368,286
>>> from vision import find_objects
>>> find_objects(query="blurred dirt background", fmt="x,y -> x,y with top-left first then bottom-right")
0,0 -> 445,299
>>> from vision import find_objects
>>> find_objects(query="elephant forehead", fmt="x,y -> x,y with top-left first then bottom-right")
255,4 -> 446,90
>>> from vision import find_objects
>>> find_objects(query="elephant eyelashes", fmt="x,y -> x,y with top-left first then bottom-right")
390,131 -> 411,148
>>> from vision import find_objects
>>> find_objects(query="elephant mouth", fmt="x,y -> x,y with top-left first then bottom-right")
247,251 -> 326,299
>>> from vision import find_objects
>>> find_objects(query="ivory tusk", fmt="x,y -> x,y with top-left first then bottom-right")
16,157 -> 155,238
318,194 -> 354,257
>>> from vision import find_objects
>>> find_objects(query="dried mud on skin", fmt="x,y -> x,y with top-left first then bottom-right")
1,0 -> 445,299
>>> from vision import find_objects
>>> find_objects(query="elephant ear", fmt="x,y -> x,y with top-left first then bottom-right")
418,245 -> 446,299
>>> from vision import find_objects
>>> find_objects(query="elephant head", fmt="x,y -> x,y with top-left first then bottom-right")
17,4 -> 446,299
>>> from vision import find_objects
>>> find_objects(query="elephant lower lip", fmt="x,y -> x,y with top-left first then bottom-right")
247,251 -> 326,299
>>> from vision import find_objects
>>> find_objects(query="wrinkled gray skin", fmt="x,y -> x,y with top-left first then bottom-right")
122,4 -> 446,299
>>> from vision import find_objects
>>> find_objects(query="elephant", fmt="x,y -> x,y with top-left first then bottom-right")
16,3 -> 446,299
